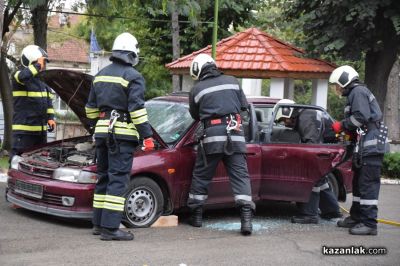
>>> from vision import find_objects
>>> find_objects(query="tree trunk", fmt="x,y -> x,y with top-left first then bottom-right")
0,53 -> 14,151
384,57 -> 400,143
171,0 -> 180,91
364,9 -> 399,113
364,50 -> 397,113
31,1 -> 49,50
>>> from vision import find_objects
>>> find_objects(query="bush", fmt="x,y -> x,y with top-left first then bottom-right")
382,153 -> 400,179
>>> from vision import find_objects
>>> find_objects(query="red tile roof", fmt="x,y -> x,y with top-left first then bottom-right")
47,38 -> 89,63
166,28 -> 335,77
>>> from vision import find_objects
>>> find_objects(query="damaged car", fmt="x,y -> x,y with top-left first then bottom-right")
6,69 -> 353,227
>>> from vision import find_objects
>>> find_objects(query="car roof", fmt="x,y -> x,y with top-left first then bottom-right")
152,92 -> 280,105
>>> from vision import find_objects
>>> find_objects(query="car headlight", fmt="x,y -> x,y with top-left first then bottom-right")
53,168 -> 98,183
10,155 -> 23,170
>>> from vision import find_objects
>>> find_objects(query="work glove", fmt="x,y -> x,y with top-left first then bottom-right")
142,137 -> 155,151
332,121 -> 343,134
37,57 -> 47,71
47,119 -> 56,132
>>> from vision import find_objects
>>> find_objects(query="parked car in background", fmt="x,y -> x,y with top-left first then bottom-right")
6,70 -> 353,227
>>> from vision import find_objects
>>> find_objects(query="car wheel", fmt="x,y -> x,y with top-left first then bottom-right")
123,177 -> 164,228
327,173 -> 339,199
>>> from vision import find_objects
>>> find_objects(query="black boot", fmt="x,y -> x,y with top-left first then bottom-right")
240,205 -> 253,236
337,216 -> 359,228
100,228 -> 134,241
92,225 -> 102,235
189,207 -> 203,227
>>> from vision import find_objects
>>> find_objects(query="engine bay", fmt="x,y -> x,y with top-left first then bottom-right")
24,137 -> 96,167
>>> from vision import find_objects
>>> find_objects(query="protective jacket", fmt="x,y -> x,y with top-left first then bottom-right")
85,51 -> 152,142
294,109 -> 321,144
12,64 -> 55,135
341,81 -> 388,157
189,65 -> 248,154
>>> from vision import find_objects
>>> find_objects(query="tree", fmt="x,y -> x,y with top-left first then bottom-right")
79,0 -> 262,97
284,0 -> 400,111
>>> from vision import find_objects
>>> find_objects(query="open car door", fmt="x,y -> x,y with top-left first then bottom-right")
259,103 -> 346,202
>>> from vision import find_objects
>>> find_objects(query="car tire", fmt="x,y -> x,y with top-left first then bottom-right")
123,176 -> 164,228
327,173 -> 339,199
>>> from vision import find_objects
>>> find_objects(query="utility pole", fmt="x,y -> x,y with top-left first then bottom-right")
211,0 -> 219,59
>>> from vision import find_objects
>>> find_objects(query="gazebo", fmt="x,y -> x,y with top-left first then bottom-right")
166,27 -> 336,109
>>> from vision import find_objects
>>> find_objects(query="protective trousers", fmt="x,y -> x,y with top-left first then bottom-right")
187,152 -> 255,210
349,155 -> 383,229
92,138 -> 136,229
298,176 -> 339,216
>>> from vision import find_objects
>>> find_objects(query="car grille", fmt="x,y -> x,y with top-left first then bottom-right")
9,183 -> 64,206
19,161 -> 54,178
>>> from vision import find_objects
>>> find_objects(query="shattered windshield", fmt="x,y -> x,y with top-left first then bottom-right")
146,100 -> 194,144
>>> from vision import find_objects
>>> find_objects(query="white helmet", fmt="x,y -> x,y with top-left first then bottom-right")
329,65 -> 359,88
112,32 -> 140,54
21,45 -> 48,67
274,99 -> 295,121
190,53 -> 215,80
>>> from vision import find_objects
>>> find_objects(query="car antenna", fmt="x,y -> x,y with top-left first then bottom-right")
59,79 -> 85,162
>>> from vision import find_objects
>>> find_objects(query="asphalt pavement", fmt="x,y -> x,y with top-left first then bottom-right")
0,182 -> 399,266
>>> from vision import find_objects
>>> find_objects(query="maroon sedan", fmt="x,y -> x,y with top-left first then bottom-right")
6,70 -> 353,227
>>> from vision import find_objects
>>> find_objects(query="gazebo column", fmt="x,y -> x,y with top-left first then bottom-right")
284,78 -> 295,100
270,78 -> 285,99
311,79 -> 328,109
181,75 -> 194,92
242,78 -> 262,96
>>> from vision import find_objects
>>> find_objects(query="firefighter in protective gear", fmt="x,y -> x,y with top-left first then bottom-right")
86,32 -> 154,241
187,53 -> 255,236
329,65 -> 388,235
275,100 -> 342,224
11,45 -> 55,160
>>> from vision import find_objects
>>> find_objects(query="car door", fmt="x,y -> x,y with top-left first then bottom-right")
259,104 -> 345,202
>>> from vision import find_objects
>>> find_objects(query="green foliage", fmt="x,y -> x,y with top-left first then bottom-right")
0,156 -> 9,170
283,0 -> 400,61
76,0 -> 264,98
327,88 -> 346,121
382,153 -> 400,179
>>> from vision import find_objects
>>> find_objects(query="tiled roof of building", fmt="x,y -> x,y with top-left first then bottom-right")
166,28 -> 335,77
47,38 -> 89,63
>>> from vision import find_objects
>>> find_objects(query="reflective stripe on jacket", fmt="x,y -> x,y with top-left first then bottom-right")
189,70 -> 248,154
85,58 -> 152,141
12,64 -> 55,135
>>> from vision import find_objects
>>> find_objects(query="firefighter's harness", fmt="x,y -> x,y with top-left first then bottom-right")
107,110 -> 120,155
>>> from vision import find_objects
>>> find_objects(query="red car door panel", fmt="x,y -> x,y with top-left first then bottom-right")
260,143 -> 344,202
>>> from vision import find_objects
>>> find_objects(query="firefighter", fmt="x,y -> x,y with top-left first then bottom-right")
11,45 -> 55,160
187,53 -> 255,236
86,32 -> 155,241
329,65 -> 388,235
275,99 -> 342,224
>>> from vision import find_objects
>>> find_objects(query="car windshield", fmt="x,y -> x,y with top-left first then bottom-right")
146,100 -> 194,144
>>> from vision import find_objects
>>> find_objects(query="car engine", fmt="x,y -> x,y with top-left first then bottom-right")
26,137 -> 96,167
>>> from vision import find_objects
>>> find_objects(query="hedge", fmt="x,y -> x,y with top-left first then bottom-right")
382,153 -> 400,179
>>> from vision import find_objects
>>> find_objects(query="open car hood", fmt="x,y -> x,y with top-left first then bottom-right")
38,69 -> 167,148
